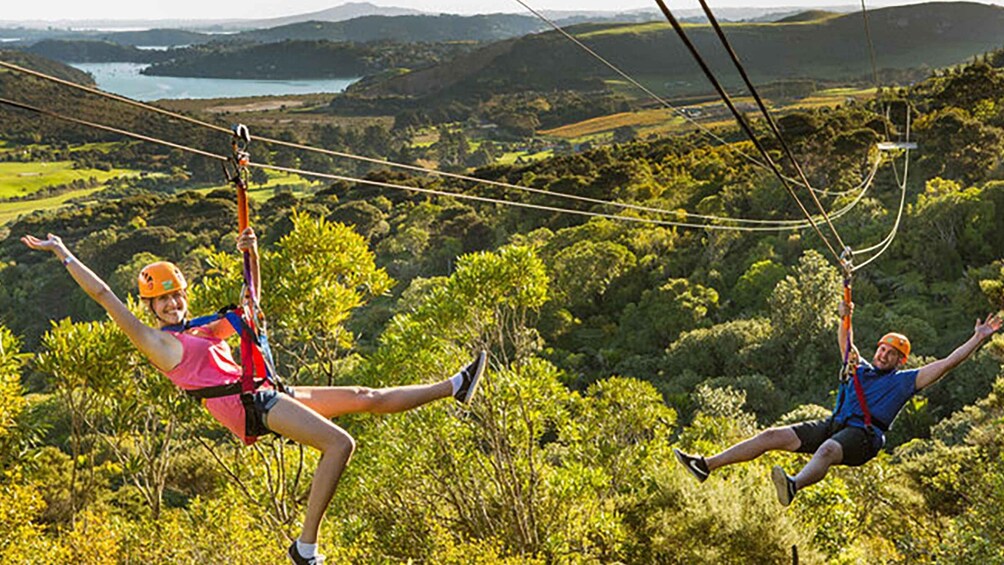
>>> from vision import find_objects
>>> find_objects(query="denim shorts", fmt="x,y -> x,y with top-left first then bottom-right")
250,387 -> 294,435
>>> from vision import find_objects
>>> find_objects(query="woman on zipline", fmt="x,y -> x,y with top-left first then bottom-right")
22,229 -> 486,565
674,296 -> 1000,507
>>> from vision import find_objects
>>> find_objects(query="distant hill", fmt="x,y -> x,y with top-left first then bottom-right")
144,40 -> 477,79
25,40 -> 167,64
357,2 -> 1004,99
95,29 -> 215,47
236,14 -> 548,43
247,2 -> 424,28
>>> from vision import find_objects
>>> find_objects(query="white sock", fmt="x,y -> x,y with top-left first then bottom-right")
296,539 -> 317,559
449,370 -> 465,395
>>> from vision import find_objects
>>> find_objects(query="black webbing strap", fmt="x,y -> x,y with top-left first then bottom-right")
184,378 -> 266,400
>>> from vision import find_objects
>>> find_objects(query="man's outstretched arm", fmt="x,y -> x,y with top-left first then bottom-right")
915,313 -> 1002,390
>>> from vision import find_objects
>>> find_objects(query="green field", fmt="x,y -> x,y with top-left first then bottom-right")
0,161 -> 139,199
0,187 -> 105,226
67,142 -> 122,154
578,22 -> 669,39
497,150 -> 553,166
789,86 -> 877,109
0,161 -> 323,225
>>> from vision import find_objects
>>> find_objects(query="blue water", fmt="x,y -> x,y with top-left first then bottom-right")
71,62 -> 360,101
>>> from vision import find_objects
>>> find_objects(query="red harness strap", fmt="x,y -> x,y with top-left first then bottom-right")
238,323 -> 267,394
850,368 -> 873,428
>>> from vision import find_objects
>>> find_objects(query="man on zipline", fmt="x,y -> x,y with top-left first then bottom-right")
22,229 -> 486,565
674,298 -> 1001,506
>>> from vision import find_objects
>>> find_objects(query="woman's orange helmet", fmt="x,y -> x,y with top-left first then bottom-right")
138,261 -> 187,298
877,332 -> 911,360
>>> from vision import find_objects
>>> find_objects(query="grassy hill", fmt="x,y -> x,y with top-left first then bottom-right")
773,10 -> 840,23
357,2 -> 1004,100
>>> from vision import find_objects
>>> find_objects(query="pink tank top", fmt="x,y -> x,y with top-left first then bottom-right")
163,326 -> 270,445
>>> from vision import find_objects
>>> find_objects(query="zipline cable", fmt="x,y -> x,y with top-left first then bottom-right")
0,59 -> 842,226
255,158 -> 879,231
1,95 -> 865,232
650,0 -> 842,261
694,0 -> 849,254
0,59 -> 875,228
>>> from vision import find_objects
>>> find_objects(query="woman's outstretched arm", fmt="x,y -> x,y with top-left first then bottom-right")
21,233 -> 183,371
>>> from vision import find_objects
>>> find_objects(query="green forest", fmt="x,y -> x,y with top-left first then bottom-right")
2,35 -> 1004,565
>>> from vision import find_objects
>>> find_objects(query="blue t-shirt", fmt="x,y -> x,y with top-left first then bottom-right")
832,360 -> 919,432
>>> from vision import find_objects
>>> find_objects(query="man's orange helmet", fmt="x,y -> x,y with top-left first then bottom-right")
877,332 -> 911,360
138,261 -> 187,298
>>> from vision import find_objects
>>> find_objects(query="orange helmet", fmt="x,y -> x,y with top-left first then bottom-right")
877,332 -> 911,360
138,261 -> 187,298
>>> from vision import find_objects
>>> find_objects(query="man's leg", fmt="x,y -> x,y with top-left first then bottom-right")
793,438 -> 843,490
772,437 -> 844,506
706,426 -> 801,471
675,419 -> 835,483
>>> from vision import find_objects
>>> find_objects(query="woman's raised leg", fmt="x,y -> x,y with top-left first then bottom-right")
290,351 -> 486,419
291,381 -> 452,419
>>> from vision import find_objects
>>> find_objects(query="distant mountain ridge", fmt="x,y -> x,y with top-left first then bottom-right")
0,4 -> 867,31
4,12 -> 552,50
248,2 -> 424,28
236,14 -> 549,43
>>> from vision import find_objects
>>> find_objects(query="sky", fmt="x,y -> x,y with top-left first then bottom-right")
2,0 -> 998,23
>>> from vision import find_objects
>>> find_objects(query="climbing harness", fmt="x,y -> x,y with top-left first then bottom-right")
159,124 -> 286,439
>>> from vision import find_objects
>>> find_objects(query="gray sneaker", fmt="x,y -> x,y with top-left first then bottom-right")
454,350 -> 487,405
673,448 -> 710,483
771,465 -> 797,506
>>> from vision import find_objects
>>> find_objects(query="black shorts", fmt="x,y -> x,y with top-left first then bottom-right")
791,418 -> 885,467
